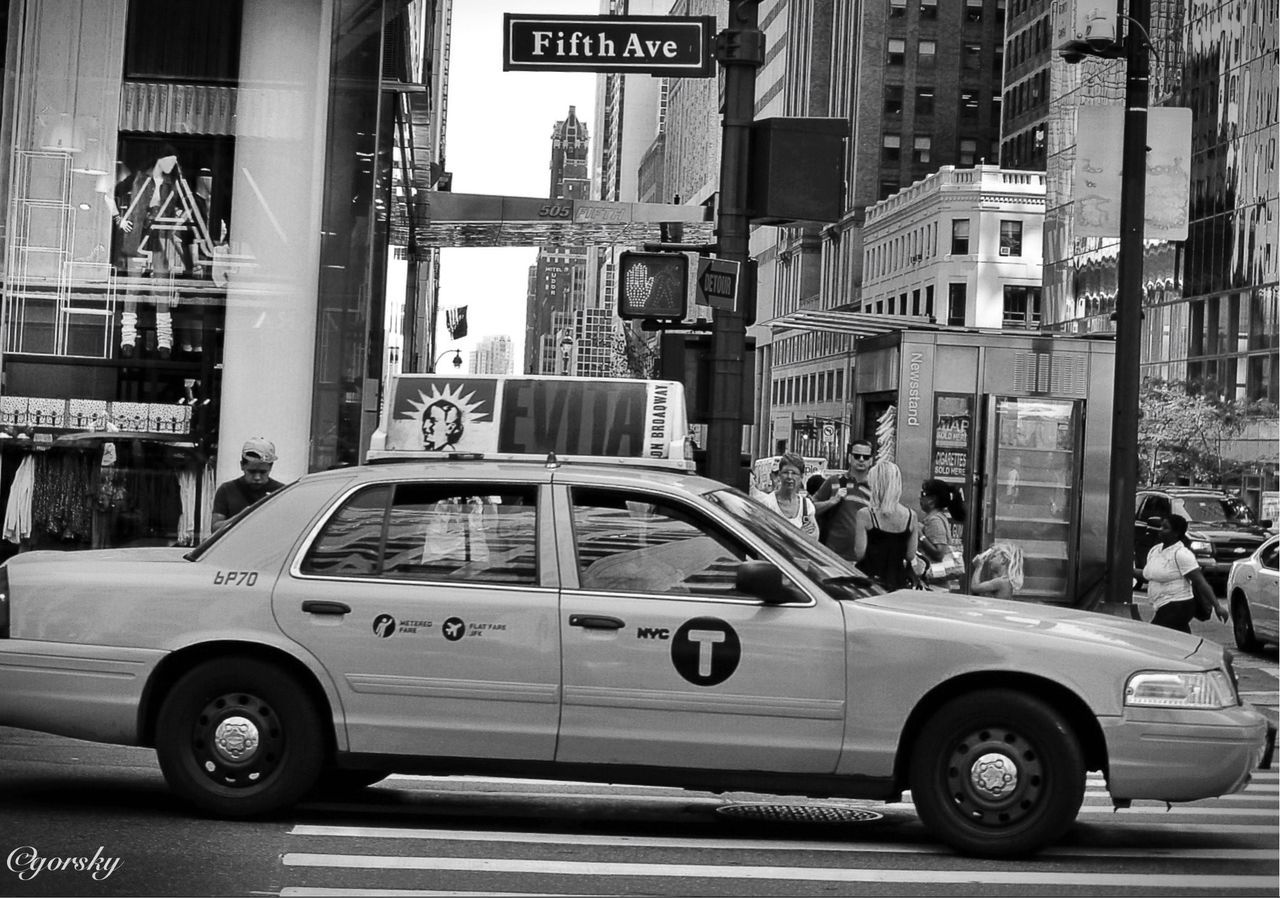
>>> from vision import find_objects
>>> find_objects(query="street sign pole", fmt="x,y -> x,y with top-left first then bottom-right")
707,1 -> 763,487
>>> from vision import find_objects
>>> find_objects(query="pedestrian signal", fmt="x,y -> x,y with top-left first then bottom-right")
617,252 -> 689,320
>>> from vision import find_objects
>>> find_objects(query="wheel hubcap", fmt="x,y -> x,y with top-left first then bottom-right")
191,692 -> 283,789
945,726 -> 1045,827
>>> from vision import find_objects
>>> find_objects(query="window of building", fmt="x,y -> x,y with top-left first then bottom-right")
948,284 -> 968,326
916,86 -> 935,116
964,43 -> 982,70
912,289 -> 922,316
921,0 -> 938,18
882,133 -> 902,163
926,285 -> 935,318
918,40 -> 937,63
1002,285 -> 1042,328
959,138 -> 978,165
999,220 -> 1023,256
966,0 -> 983,23
913,136 -> 931,164
889,0 -> 907,18
884,85 -> 904,116
879,177 -> 900,199
951,219 -> 971,254
961,90 -> 980,118
888,38 -> 906,65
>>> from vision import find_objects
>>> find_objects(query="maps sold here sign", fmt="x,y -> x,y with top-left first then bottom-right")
503,15 -> 716,77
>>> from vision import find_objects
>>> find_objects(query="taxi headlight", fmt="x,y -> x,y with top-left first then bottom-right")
1125,670 -> 1237,709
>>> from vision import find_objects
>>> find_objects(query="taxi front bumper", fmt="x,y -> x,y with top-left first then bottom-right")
1102,703 -> 1271,802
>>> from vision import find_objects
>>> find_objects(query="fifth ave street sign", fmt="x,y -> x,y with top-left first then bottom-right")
504,15 -> 716,77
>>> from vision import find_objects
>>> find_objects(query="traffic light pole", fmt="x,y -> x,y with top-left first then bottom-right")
707,0 -> 763,486
1102,0 -> 1149,616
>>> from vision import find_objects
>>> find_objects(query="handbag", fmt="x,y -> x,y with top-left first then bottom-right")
926,546 -> 965,582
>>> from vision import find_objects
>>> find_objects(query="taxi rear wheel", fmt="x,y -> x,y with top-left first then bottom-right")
155,658 -> 325,817
908,689 -> 1085,858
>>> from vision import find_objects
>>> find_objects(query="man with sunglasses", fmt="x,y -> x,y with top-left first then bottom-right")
811,440 -> 875,559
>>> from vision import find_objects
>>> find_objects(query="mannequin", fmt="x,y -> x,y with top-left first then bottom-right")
112,145 -> 183,358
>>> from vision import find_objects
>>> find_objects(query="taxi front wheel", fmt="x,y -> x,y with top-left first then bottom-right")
155,658 -> 325,817
908,689 -> 1086,858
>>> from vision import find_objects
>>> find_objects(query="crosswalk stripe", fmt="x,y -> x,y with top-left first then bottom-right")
287,824 -> 1278,859
280,854 -> 1276,890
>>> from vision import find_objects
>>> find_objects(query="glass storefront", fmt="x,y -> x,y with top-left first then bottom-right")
0,0 -> 399,555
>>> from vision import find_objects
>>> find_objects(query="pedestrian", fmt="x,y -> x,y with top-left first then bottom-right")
211,438 -> 285,533
918,478 -> 967,587
812,439 -> 875,560
970,543 -> 1024,599
1135,513 -> 1227,632
852,461 -> 919,589
754,451 -> 819,538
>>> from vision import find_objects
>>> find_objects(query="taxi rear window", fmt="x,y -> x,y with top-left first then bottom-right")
299,482 -> 538,584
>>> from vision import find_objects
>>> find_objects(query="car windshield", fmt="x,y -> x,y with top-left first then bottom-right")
1176,495 -> 1256,526
706,488 -> 886,599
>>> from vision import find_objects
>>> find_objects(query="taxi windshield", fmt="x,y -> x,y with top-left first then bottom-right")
706,488 -> 886,598
184,480 -> 297,561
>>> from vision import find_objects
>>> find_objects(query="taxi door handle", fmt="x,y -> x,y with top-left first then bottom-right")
302,600 -> 351,616
568,614 -> 625,630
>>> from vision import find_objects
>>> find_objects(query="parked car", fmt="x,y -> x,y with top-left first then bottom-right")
0,458 -> 1271,859
1134,487 -> 1272,589
1227,535 -> 1280,652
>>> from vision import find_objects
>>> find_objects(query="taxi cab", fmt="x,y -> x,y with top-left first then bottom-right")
0,377 -> 1271,859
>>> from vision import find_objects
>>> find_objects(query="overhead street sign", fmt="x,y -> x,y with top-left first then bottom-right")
696,258 -> 740,311
504,15 -> 716,77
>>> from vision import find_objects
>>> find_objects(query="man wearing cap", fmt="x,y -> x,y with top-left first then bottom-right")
211,438 -> 284,532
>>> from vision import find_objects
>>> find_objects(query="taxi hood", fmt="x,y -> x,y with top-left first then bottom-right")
860,589 -> 1203,660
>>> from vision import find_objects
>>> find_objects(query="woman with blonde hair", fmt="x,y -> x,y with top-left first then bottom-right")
853,461 -> 919,588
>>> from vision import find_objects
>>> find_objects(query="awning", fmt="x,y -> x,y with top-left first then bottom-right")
763,309 -> 941,337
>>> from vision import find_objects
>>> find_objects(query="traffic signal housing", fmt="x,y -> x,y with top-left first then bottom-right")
617,251 -> 689,320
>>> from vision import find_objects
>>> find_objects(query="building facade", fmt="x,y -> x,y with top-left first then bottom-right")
1042,0 -> 1278,488
0,0 -> 446,552
470,334 -> 513,375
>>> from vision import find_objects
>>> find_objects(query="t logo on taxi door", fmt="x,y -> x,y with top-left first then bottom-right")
671,617 -> 740,686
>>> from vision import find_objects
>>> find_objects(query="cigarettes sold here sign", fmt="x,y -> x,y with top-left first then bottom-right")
503,15 -> 716,77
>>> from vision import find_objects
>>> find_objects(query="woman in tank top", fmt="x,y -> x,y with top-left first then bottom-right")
853,460 -> 919,589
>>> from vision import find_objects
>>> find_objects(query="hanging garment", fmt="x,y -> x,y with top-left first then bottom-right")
176,468 -> 196,546
3,455 -> 35,543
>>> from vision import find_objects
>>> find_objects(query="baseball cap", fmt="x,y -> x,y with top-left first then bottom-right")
241,438 -> 277,463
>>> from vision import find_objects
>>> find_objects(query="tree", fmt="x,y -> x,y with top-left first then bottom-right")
1137,378 -> 1274,484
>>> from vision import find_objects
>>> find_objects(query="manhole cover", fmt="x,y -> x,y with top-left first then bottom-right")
716,803 -> 884,824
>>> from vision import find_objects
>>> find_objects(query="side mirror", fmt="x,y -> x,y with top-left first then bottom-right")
735,559 -> 785,601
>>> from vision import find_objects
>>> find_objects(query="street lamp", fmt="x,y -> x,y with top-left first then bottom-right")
1059,3 -> 1153,616
433,349 -> 463,372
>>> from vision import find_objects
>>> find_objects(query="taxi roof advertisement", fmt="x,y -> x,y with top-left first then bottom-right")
381,375 -> 687,466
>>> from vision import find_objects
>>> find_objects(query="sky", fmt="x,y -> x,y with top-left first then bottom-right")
436,0 -> 601,370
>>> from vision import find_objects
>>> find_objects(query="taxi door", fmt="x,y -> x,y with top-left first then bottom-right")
273,478 -> 560,759
552,483 -> 847,772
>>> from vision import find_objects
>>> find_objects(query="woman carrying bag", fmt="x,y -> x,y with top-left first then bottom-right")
1135,513 -> 1227,633
755,452 -> 820,539
918,478 -> 966,589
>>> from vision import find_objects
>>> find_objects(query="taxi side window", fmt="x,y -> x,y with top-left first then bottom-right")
1262,542 -> 1278,571
300,485 -> 391,576
299,483 -> 538,584
569,488 -> 751,597
381,483 -> 538,584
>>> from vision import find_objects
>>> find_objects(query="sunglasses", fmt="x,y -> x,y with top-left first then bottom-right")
849,452 -> 872,460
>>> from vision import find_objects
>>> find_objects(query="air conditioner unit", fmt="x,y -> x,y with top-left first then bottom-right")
999,246 -> 1011,256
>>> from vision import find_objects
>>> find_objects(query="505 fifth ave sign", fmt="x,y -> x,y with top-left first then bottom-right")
504,15 -> 716,77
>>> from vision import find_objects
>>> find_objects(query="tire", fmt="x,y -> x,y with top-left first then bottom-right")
155,658 -> 325,817
1232,592 -> 1262,653
909,689 -> 1086,858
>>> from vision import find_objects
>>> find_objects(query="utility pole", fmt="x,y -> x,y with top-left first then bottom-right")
706,1 -> 763,486
1103,0 -> 1149,615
